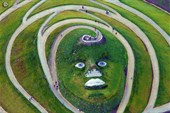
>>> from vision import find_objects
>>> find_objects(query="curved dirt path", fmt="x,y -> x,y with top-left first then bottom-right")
1,0 -> 48,113
38,12 -> 82,113
13,0 -> 20,7
23,0 -> 46,23
5,21 -> 48,113
150,103 -> 170,113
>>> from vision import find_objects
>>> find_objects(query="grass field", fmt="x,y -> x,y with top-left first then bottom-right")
0,0 -> 169,112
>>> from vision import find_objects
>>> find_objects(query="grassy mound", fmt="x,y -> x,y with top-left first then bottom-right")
56,28 -> 127,112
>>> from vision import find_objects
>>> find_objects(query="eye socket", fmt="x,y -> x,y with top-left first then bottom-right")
98,61 -> 107,67
75,62 -> 85,69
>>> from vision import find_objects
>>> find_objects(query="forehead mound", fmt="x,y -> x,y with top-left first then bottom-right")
80,29 -> 106,46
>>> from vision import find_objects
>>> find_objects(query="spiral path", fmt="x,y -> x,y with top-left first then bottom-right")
0,0 -> 170,113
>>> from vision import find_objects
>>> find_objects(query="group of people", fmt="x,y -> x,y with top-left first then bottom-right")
29,96 -> 33,101
54,81 -> 58,90
81,5 -> 110,15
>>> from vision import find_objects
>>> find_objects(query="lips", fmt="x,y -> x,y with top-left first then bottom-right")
85,78 -> 105,87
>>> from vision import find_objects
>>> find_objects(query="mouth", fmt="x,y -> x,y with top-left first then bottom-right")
84,78 -> 107,90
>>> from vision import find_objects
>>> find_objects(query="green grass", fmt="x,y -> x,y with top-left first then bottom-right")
30,0 -> 106,17
10,15 -> 71,113
98,0 -> 170,109
120,0 -> 170,35
56,28 -> 127,112
0,0 -> 41,112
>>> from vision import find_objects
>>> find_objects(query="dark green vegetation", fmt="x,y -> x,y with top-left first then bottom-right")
0,0 -> 40,112
98,0 -> 170,110
56,28 -> 127,113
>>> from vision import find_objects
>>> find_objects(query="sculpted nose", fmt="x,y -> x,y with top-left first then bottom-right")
85,68 -> 102,78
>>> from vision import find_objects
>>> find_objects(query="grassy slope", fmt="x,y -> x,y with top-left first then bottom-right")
48,10 -> 100,27
120,0 -> 170,36
30,0 -> 105,17
0,0 -> 40,113
98,0 -> 170,109
10,16 -> 71,113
